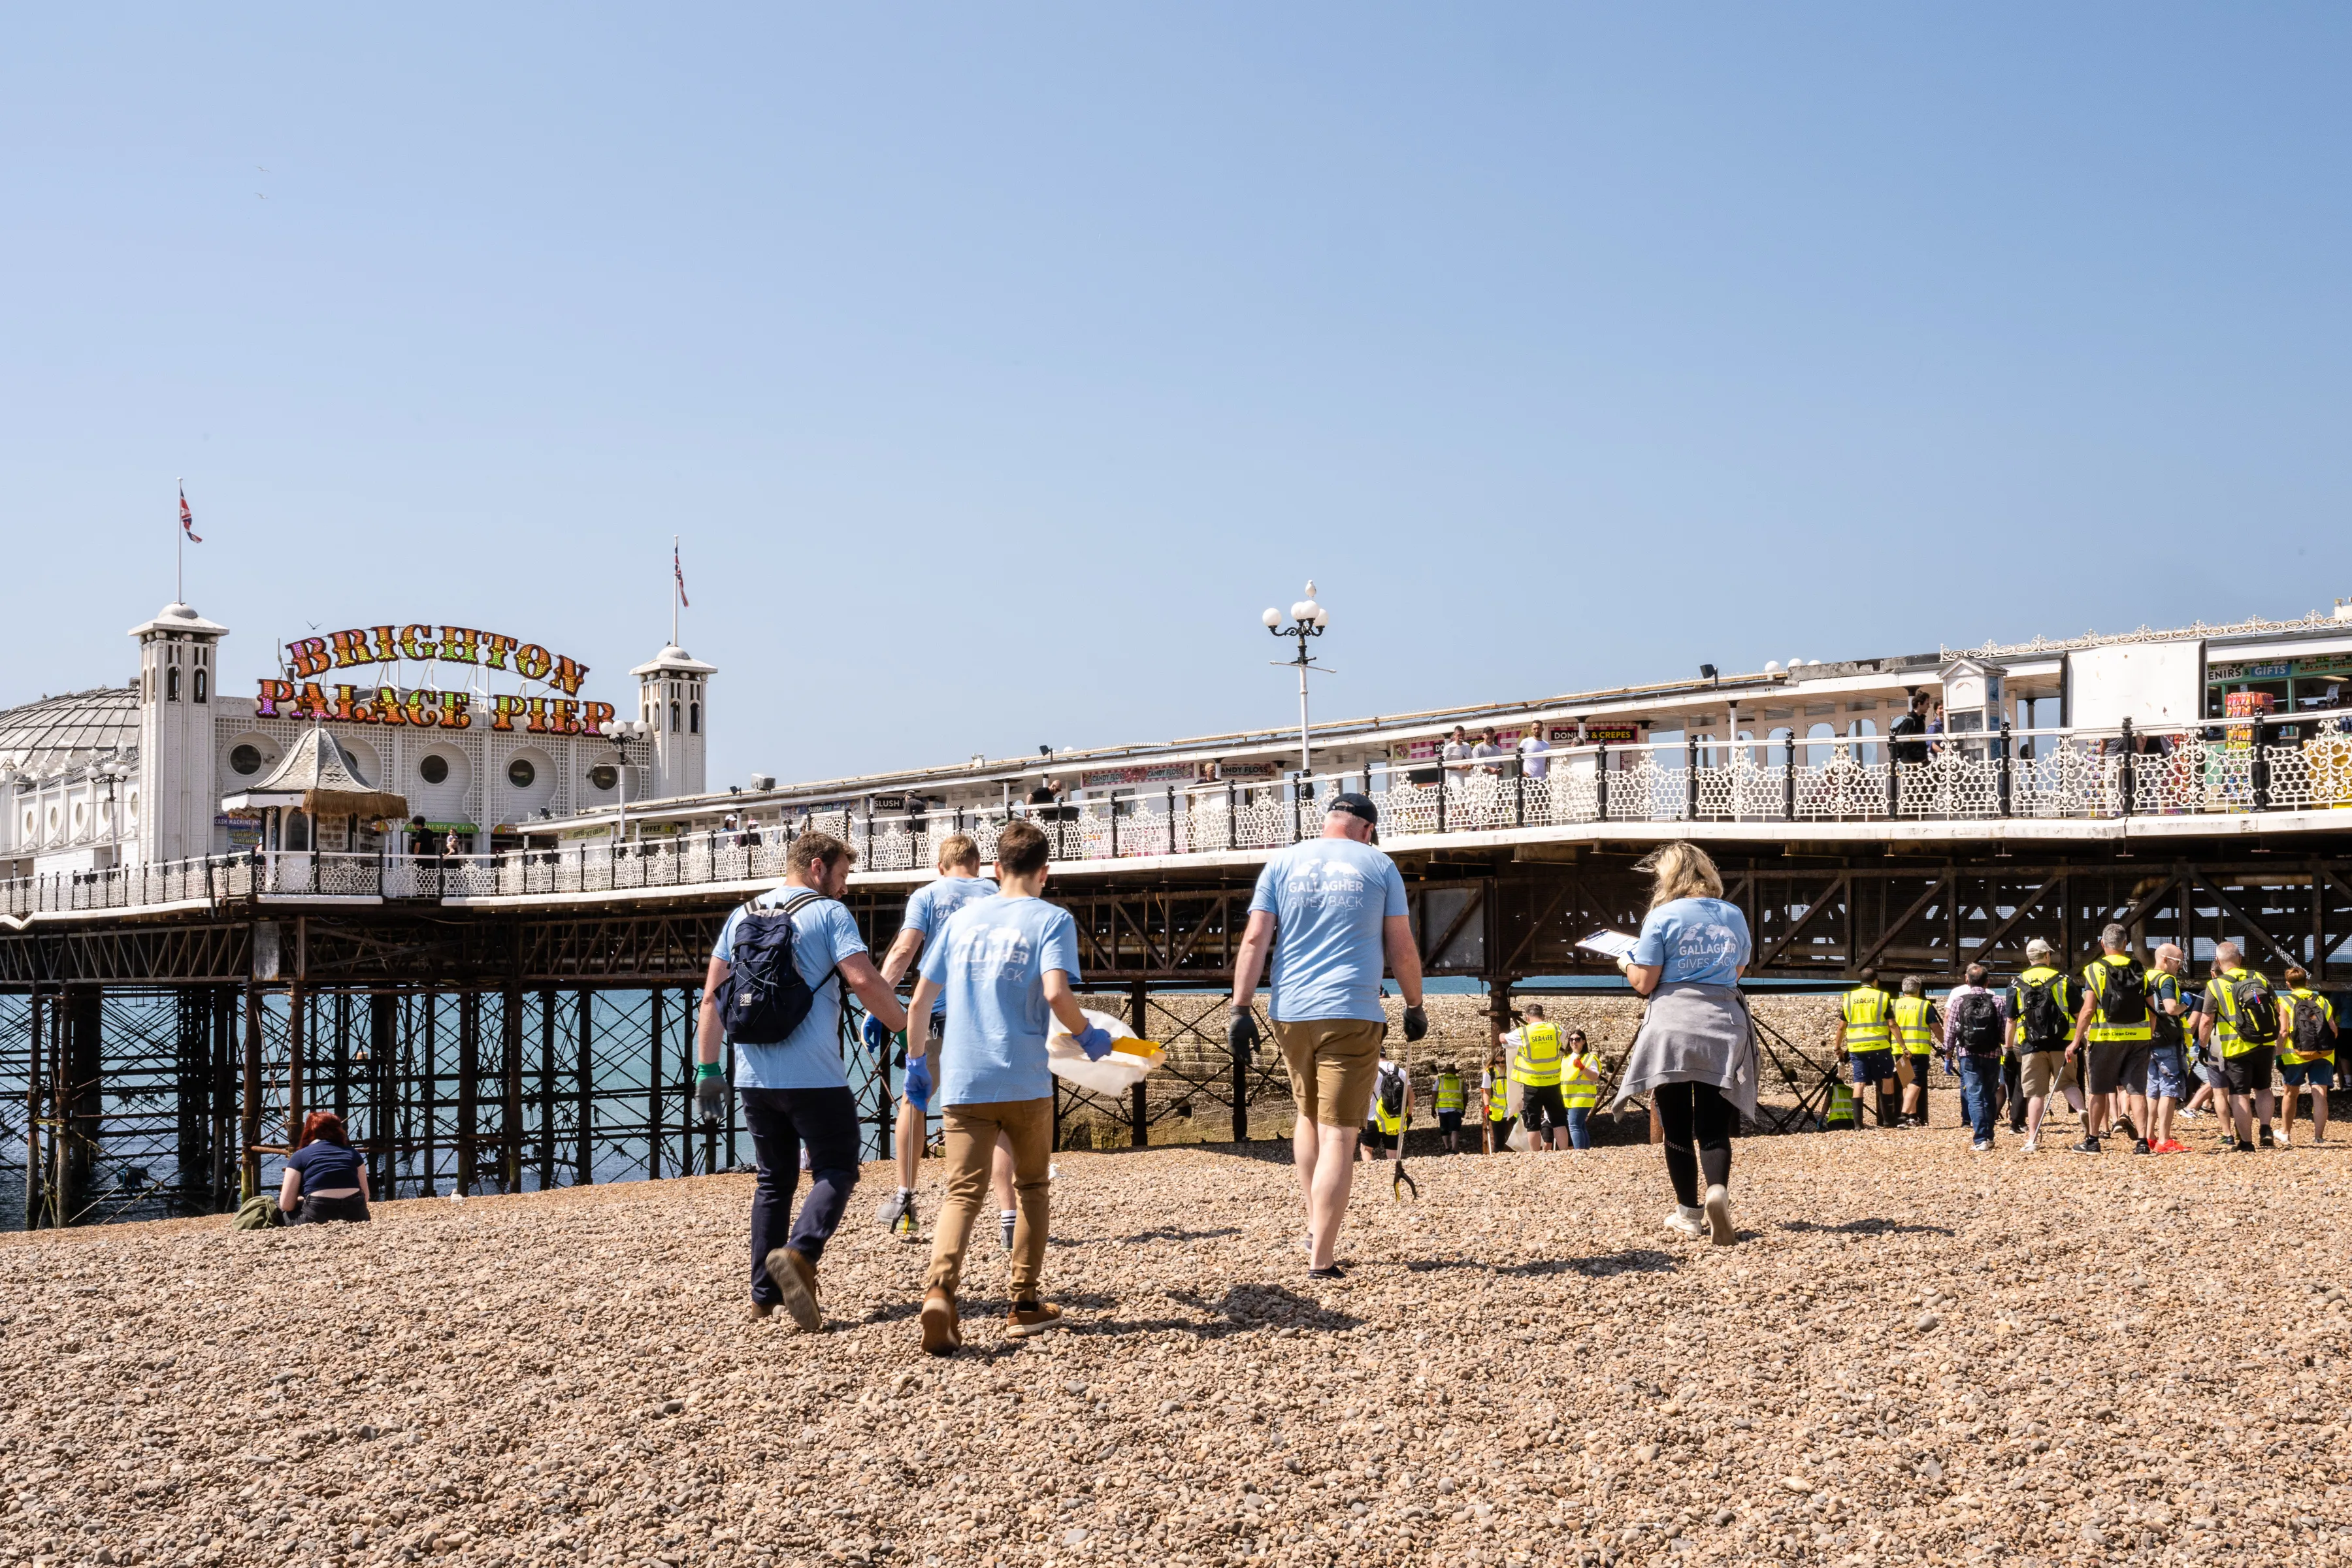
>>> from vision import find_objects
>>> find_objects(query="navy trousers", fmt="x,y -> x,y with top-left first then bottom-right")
742,1086 -> 861,1306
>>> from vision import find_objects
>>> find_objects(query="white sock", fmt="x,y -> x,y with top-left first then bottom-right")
1678,1203 -> 1704,1222
896,1186 -> 912,1200
1000,1209 -> 1017,1225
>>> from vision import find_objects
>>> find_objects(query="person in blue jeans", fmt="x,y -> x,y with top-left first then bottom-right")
1939,962 -> 2006,1151
694,831 -> 908,1331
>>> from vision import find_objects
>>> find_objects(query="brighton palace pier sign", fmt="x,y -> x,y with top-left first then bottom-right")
253,624 -> 617,735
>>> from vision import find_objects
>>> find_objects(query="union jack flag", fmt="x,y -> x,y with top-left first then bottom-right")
179,484 -> 201,544
674,541 -> 688,608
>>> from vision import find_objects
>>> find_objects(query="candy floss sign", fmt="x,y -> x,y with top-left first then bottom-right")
254,623 -> 616,736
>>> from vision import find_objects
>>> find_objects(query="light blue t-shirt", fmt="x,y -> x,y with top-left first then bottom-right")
1248,838 -> 1411,1024
1631,897 -> 1752,988
901,874 -> 1000,1014
917,895 -> 1083,1107
713,888 -> 868,1090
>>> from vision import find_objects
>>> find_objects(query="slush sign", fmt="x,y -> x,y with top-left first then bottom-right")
253,623 -> 615,735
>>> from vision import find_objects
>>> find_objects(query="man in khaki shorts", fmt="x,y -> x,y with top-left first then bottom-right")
1230,793 -> 1426,1280
2006,938 -> 2083,1153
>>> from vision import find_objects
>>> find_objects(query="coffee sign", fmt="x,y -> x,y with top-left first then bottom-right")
253,623 -> 614,735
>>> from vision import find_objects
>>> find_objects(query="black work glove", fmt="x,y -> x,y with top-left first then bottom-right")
693,1067 -> 728,1126
1402,1005 -> 1429,1043
1228,1007 -> 1262,1057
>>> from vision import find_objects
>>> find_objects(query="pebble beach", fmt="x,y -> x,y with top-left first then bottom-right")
3,1113 -> 2347,1568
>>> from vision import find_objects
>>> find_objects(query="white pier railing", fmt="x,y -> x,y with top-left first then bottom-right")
5,720 -> 2348,921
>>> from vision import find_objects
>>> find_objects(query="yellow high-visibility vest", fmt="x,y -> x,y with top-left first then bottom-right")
2208,968 -> 2276,1059
1891,994 -> 1935,1054
1511,1021 -> 1564,1087
1486,1074 -> 1509,1119
1825,1081 -> 1859,1128
2082,953 -> 2153,1045
1433,1071 -> 1465,1112
1840,986 -> 1891,1050
1561,1050 -> 1602,1110
2281,987 -> 2337,1064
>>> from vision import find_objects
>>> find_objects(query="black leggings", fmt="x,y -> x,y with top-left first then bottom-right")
1654,1081 -> 1734,1207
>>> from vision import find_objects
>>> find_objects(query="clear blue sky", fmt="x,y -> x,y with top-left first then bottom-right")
5,6 -> 2347,786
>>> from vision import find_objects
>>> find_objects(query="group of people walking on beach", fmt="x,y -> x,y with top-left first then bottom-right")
1821,938 -> 2336,1155
673,791 -> 1763,1354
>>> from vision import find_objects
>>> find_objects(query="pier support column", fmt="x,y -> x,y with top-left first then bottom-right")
240,984 -> 263,1201
1128,979 -> 1150,1149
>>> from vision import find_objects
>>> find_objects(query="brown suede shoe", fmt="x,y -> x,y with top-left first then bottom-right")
920,1289 -> 962,1356
763,1247 -> 822,1332
1004,1299 -> 1064,1339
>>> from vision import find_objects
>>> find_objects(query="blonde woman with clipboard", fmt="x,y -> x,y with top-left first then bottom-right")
1592,843 -> 1757,1245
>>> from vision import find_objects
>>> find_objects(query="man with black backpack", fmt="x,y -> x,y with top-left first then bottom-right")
2066,923 -> 2151,1155
694,831 -> 909,1330
2006,938 -> 2082,1154
1940,964 -> 2006,1151
2276,964 -> 2337,1148
2195,941 -> 2281,1156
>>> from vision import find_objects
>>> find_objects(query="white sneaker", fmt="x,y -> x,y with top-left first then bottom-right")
1971,1140 -> 1994,1152
1663,1206 -> 1706,1240
1703,1184 -> 1734,1246
2020,1137 -> 2040,1153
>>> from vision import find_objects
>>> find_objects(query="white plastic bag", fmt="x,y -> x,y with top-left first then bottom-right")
1047,1008 -> 1166,1097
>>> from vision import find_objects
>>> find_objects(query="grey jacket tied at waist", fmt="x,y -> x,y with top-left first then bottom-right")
1610,981 -> 1758,1123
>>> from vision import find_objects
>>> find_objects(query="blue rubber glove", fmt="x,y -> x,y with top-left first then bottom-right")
903,1057 -> 932,1112
1075,1026 -> 1117,1062
862,1014 -> 892,1057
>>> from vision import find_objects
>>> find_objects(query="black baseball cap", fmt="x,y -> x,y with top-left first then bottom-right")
1326,792 -> 1379,826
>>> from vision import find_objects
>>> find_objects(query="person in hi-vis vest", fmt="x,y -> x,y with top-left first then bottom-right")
1431,1061 -> 1467,1154
1499,1003 -> 1571,1151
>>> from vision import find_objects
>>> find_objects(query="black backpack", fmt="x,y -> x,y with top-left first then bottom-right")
2017,975 -> 2068,1048
714,890 -> 832,1045
2096,961 -> 2148,1026
1950,990 -> 2004,1056
1379,1068 -> 1406,1119
2228,975 -> 2281,1046
2290,993 -> 2332,1054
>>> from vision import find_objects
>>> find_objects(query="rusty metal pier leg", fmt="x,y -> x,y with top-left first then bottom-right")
1129,978 -> 1150,1149
575,990 -> 594,1186
24,988 -> 43,1229
240,983 -> 263,1201
646,988 -> 664,1180
536,988 -> 556,1190
501,977 -> 524,1194
420,993 -> 439,1198
458,991 -> 480,1196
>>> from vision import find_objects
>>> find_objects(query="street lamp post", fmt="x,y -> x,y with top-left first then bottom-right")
93,760 -> 133,875
606,720 -> 652,844
1262,581 -> 1331,789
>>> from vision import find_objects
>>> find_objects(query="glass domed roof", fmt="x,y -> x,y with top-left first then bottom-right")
0,685 -> 140,779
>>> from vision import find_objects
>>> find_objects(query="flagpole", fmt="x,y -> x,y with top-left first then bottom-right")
671,534 -> 679,647
176,478 -> 183,603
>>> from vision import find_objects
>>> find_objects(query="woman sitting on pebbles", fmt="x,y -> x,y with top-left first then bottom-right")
278,1111 -> 372,1224
1612,842 -> 1756,1246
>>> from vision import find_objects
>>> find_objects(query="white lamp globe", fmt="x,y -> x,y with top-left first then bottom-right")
1290,600 -> 1315,622
1262,607 -> 1282,628
1763,661 -> 1782,674
1311,604 -> 1330,627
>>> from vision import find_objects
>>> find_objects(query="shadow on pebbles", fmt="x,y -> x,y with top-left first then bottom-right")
3,1120 -> 2347,1567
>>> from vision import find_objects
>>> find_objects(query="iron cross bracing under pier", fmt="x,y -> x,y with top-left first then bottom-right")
3,837 -> 2345,1227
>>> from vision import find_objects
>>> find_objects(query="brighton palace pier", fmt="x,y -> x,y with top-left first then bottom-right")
3,593 -> 2349,1225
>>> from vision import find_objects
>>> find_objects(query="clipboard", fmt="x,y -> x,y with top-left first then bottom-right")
1576,929 -> 1641,962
